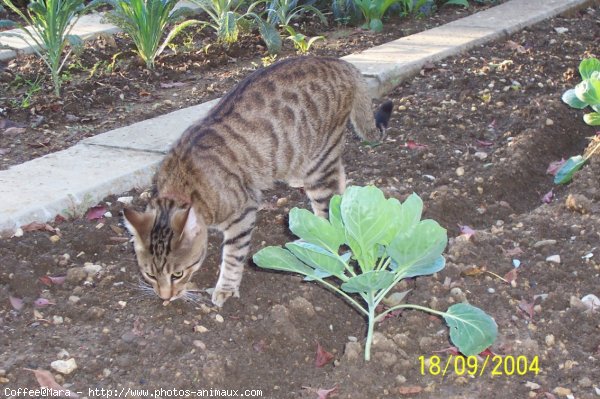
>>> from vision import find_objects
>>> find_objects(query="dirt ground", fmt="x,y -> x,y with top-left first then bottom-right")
1,4 -> 600,399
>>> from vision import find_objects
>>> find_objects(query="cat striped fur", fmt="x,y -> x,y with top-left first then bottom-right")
123,56 -> 393,307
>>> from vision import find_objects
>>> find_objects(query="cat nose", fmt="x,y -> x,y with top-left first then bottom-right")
158,288 -> 172,300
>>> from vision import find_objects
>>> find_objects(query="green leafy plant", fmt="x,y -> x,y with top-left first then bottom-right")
104,0 -> 200,69
189,0 -> 280,53
0,0 -> 99,96
353,0 -> 400,32
253,186 -> 497,361
283,25 -> 323,54
331,0 -> 361,25
562,57 -> 600,126
556,57 -> 600,184
266,0 -> 325,27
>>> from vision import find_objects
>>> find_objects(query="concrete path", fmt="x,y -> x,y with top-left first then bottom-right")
0,0 -> 592,236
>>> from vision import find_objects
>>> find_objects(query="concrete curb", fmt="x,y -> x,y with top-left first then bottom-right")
0,0 -> 593,236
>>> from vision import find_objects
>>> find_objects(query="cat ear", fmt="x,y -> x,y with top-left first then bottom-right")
172,206 -> 201,241
123,208 -> 154,243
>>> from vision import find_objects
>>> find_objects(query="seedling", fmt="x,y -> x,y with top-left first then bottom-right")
557,57 -> 600,184
253,186 -> 497,361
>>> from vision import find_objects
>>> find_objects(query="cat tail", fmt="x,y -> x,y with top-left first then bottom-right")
349,73 -> 393,143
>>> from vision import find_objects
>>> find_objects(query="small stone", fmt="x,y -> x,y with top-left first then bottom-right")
474,151 -> 488,160
552,387 -> 571,397
565,194 -> 592,214
194,325 -> 208,333
276,197 -> 288,207
68,296 -> 80,304
395,375 -> 407,384
121,331 -> 137,343
83,263 -> 102,276
545,118 -> 554,126
546,255 -> 561,264
103,211 -> 113,218
487,288 -> 495,294
215,314 -> 224,323
50,358 -> 77,374
525,381 -> 541,390
578,377 -> 592,388
477,186 -> 484,194
193,340 -> 206,350
12,228 -> 24,237
342,341 -> 362,364
49,235 -> 60,243
53,316 -> 64,325
580,294 -> 600,310
348,336 -> 357,342
545,334 -> 555,346
533,239 -> 557,248
456,167 -> 465,176
66,267 -> 87,283
117,196 -> 134,204
118,301 -> 127,308
554,27 -> 568,34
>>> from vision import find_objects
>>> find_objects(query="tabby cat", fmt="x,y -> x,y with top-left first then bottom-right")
123,56 -> 393,307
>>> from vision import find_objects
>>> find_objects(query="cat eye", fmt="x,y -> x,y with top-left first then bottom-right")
171,271 -> 184,279
145,272 -> 156,280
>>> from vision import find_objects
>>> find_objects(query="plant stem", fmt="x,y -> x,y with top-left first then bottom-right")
374,303 -> 447,323
364,292 -> 376,361
315,278 -> 368,317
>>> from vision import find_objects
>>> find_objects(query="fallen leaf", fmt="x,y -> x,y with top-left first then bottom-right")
504,268 -> 518,284
396,385 -> 423,395
22,221 -> 56,233
479,348 -> 496,357
433,346 -> 461,355
302,385 -> 338,399
39,275 -> 66,286
518,300 -> 534,319
405,140 -> 427,149
9,295 -> 24,311
505,40 -> 526,53
315,341 -> 334,368
24,368 -> 79,398
3,127 -> 26,135
502,246 -> 523,257
54,215 -> 67,224
546,158 -> 566,175
541,189 -> 553,204
86,205 -> 107,221
458,224 -> 475,239
34,298 -> 56,308
476,139 -> 494,147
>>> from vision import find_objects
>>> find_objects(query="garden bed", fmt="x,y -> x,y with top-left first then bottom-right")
0,2 -> 502,170
1,3 -> 599,399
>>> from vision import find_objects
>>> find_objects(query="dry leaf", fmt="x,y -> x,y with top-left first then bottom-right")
24,368 -> 79,398
39,275 -> 66,286
461,266 -> 486,277
504,268 -> 518,284
315,341 -> 334,368
396,385 -> 423,395
9,295 -> 24,311
86,205 -> 107,221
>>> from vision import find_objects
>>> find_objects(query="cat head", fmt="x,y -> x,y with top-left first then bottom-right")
123,198 -> 208,301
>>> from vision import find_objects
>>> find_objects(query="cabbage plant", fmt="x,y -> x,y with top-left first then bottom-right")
253,186 -> 497,361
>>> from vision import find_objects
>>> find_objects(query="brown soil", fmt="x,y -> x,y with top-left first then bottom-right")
1,4 -> 600,399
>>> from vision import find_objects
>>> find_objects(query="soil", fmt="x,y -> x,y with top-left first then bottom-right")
1,3 -> 600,399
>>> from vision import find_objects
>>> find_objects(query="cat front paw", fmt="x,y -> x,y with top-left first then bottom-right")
211,286 -> 240,307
